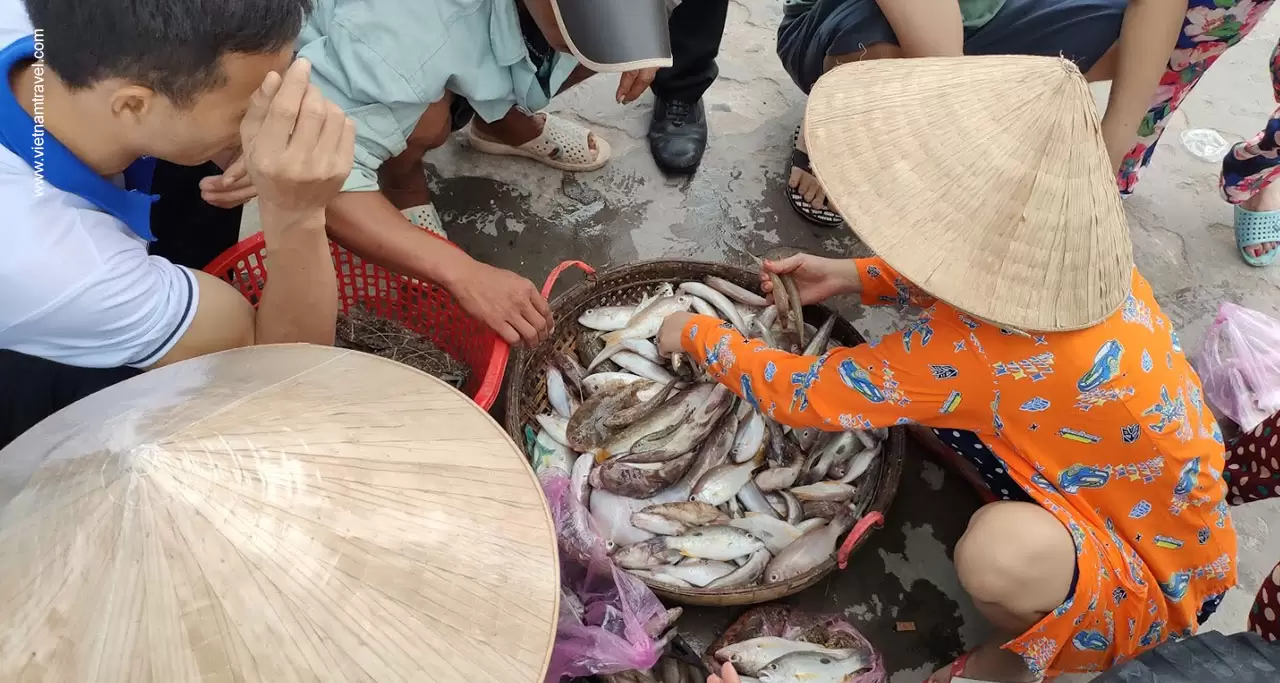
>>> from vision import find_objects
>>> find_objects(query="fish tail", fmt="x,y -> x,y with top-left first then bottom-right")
601,330 -> 623,345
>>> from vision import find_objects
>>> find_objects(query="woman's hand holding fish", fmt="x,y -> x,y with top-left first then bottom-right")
708,661 -> 740,683
759,253 -> 862,305
657,311 -> 697,356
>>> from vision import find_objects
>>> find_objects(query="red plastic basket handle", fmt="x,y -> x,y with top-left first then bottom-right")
541,260 -> 597,299
837,511 -> 885,570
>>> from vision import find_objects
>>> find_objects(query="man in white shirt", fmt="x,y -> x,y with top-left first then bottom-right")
0,0 -> 355,444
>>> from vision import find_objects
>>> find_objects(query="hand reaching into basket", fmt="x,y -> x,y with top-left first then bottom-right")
448,260 -> 553,347
239,58 -> 355,224
707,661 -> 740,683
759,253 -> 863,306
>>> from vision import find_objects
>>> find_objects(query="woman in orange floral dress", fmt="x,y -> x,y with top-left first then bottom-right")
668,55 -> 1238,683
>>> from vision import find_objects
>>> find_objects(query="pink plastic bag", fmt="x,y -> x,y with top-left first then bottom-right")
541,473 -> 666,682
1196,303 -> 1280,432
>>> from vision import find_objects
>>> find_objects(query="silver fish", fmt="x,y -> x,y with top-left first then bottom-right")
731,411 -> 767,464
727,497 -> 745,519
661,657 -> 684,683
652,558 -> 738,587
633,570 -> 694,589
756,305 -> 779,331
718,639 -> 863,678
757,650 -> 872,683
530,429 -> 574,474
802,315 -> 837,357
808,432 -> 858,483
552,350 -> 588,398
795,517 -> 826,533
855,430 -> 879,450
678,282 -> 747,331
602,384 -> 715,457
794,426 -> 820,451
602,295 -> 695,346
689,295 -> 720,318
839,443 -> 882,484
736,480 -> 780,519
589,337 -> 664,371
752,316 -> 779,347
535,413 -> 569,445
755,465 -> 803,492
704,275 -> 768,307
665,525 -> 764,561
764,511 -> 855,584
706,548 -> 770,589
613,350 -> 678,384
729,514 -> 804,554
764,492 -> 788,517
571,452 -> 594,506
579,305 -> 639,331
632,512 -> 689,536
590,488 -> 655,547
591,452 -> 696,498
547,364 -> 577,418
628,386 -> 735,461
640,501 -> 730,527
583,372 -> 650,396
614,537 -> 683,569
691,456 -> 762,506
790,481 -> 857,502
780,490 -> 804,525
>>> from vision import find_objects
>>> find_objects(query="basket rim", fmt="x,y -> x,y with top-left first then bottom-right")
203,232 -> 509,410
503,257 -> 907,602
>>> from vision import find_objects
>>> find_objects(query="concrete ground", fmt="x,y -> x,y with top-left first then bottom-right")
245,2 -> 1280,679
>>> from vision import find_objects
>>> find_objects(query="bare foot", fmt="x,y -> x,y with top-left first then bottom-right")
790,117 -> 830,209
1241,180 -> 1280,259
928,641 -> 1040,683
471,111 -> 600,161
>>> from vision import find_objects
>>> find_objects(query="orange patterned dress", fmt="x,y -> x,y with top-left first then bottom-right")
679,257 -> 1238,676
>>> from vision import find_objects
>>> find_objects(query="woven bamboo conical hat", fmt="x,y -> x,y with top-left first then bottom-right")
0,344 -> 558,682
805,55 -> 1134,331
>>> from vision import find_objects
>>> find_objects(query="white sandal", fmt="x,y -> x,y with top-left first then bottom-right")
467,113 -> 611,172
401,204 -> 448,240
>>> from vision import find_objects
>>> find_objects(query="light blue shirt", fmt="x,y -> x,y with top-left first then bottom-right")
297,0 -> 577,192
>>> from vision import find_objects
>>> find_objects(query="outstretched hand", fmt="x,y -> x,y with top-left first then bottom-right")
708,661 -> 741,683
759,252 -> 862,306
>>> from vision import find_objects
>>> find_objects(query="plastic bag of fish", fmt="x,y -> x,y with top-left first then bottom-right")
704,605 -> 885,683
529,275 -> 887,592
595,634 -> 708,683
542,473 -> 681,680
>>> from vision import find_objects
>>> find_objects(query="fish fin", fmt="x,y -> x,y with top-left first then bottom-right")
601,330 -> 623,346
594,449 -> 612,463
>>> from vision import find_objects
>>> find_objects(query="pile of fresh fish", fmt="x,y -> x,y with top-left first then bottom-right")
705,606 -> 885,683
529,275 -> 887,591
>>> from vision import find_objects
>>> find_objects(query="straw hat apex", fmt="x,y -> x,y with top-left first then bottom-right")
805,55 -> 1134,332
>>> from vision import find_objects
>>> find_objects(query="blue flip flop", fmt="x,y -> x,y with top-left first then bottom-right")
1234,205 -> 1280,267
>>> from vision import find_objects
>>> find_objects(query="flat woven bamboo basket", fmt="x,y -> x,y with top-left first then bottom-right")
504,259 -> 904,607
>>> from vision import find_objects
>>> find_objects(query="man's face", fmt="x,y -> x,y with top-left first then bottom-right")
122,48 -> 293,166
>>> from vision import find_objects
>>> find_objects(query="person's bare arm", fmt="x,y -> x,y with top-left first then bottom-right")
877,0 -> 964,57
152,59 -> 354,367
326,191 -> 553,347
1100,0 -> 1188,170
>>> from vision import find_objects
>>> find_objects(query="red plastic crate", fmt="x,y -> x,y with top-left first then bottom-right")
204,233 -> 508,409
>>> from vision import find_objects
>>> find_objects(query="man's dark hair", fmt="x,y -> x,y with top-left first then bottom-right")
23,0 -> 312,106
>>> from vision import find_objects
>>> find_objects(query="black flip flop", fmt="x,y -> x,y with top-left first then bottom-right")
786,124 -> 843,228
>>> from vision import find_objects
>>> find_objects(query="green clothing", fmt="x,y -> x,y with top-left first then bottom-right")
961,0 -> 1008,27
297,0 -> 577,193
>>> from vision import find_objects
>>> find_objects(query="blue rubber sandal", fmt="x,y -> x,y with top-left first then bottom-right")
1234,205 -> 1280,267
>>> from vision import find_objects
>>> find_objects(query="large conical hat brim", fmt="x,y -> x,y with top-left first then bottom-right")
805,55 -> 1134,332
0,344 -> 558,682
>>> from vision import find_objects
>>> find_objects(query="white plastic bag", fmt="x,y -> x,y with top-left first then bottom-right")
1196,303 -> 1280,432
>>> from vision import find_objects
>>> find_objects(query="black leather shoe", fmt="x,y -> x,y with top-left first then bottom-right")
648,97 -> 708,175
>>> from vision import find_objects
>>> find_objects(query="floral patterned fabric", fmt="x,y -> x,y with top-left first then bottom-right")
1118,0 -> 1275,194
1221,40 -> 1280,202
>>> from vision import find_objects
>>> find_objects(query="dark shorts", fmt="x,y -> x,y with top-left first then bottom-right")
0,160 -> 242,449
777,0 -> 1126,93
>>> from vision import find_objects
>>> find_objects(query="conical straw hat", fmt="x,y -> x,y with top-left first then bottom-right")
805,55 -> 1133,332
0,344 -> 558,682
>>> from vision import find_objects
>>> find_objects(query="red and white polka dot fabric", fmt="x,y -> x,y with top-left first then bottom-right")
1225,412 -> 1280,505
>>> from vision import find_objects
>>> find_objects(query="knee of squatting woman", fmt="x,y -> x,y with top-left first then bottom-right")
657,55 -> 1238,683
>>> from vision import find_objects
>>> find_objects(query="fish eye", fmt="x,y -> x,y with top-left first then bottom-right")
820,657 -> 831,664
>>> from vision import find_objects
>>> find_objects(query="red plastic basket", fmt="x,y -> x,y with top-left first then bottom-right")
203,232 -> 508,409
